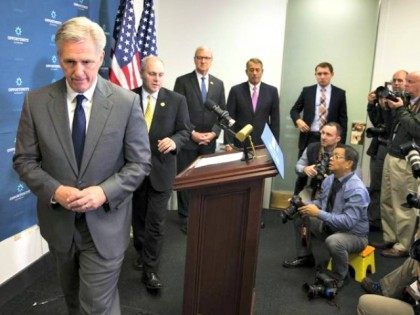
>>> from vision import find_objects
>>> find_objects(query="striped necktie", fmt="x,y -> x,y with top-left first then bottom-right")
319,88 -> 327,130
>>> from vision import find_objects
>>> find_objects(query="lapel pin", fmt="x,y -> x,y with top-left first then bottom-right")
160,102 -> 165,107
210,81 -> 214,85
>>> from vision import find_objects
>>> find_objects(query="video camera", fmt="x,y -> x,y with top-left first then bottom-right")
302,271 -> 339,300
280,195 -> 305,224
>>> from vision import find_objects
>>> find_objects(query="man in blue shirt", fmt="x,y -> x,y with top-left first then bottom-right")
283,144 -> 370,286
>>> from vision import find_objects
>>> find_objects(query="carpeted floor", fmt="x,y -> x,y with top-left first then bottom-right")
0,209 -> 406,314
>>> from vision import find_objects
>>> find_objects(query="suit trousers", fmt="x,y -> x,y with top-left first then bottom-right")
51,215 -> 123,315
132,177 -> 172,272
176,142 -> 216,219
381,154 -> 417,251
294,216 -> 367,279
357,294 -> 414,315
367,144 -> 388,225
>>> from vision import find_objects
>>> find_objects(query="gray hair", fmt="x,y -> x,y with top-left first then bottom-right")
55,17 -> 106,54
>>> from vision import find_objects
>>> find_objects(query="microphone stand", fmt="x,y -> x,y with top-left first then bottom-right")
218,120 -> 254,162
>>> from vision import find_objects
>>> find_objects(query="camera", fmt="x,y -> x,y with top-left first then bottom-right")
280,195 -> 304,224
366,124 -> 387,138
406,192 -> 420,209
313,152 -> 331,181
303,271 -> 338,300
375,86 -> 401,102
400,142 -> 420,179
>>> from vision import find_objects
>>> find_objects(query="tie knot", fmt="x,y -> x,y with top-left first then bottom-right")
321,88 -> 326,93
75,94 -> 85,107
201,76 -> 205,82
253,86 -> 257,92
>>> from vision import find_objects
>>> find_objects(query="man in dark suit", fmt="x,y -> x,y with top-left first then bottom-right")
13,17 -> 151,314
131,56 -> 190,291
225,58 -> 279,149
290,62 -> 347,158
174,46 -> 225,233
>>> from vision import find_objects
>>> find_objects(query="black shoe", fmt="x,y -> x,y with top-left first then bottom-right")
361,277 -> 382,295
180,224 -> 187,234
133,257 -> 143,271
283,255 -> 315,268
142,271 -> 163,291
369,241 -> 394,249
260,221 -> 265,229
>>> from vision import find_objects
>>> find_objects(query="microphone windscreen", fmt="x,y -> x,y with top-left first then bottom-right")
235,124 -> 253,142
204,99 -> 216,110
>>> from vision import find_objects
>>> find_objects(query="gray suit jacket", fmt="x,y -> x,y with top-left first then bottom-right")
13,76 -> 151,259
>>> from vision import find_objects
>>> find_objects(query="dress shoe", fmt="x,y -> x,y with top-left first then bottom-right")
142,271 -> 163,291
361,277 -> 383,295
282,255 -> 315,268
369,241 -> 394,249
133,257 -> 143,270
381,248 -> 408,258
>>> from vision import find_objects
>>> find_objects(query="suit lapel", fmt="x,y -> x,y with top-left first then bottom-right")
80,78 -> 112,175
189,72 -> 202,104
149,88 -> 167,134
47,80 -> 79,175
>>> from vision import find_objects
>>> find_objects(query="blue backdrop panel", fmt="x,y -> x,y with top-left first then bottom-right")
0,0 -> 119,242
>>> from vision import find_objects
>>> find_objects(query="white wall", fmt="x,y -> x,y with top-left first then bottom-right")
156,0 -> 287,96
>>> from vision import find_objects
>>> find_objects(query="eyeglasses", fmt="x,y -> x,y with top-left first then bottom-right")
195,56 -> 212,61
331,154 -> 345,160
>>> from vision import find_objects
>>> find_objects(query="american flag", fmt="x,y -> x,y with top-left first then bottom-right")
109,0 -> 158,89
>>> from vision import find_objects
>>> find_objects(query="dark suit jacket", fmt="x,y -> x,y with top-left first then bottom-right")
132,87 -> 191,191
290,84 -> 347,150
226,82 -> 279,146
174,71 -> 225,150
13,76 -> 151,259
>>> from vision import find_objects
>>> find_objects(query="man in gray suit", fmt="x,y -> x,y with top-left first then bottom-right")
174,46 -> 225,233
131,56 -> 190,291
13,17 -> 151,314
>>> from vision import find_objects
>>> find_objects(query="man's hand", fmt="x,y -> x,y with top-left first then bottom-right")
386,97 -> 404,110
191,131 -> 216,145
53,185 -> 82,210
296,119 -> 310,133
67,186 -> 107,212
298,204 -> 320,217
367,91 -> 376,104
158,137 -> 176,154
303,165 -> 318,177
224,144 -> 234,152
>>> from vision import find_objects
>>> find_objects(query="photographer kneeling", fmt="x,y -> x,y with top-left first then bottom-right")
283,145 -> 370,288
357,238 -> 420,315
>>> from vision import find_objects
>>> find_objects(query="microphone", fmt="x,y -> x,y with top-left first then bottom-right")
235,124 -> 253,142
204,100 -> 235,127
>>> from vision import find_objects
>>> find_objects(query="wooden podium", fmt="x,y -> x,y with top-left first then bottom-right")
173,148 -> 278,315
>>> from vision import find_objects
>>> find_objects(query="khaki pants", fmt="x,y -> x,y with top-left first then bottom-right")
357,294 -> 414,315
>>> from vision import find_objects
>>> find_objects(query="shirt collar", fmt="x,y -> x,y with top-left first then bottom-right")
248,82 -> 261,90
66,77 -> 97,102
195,71 -> 208,81
336,171 -> 354,183
318,84 -> 331,92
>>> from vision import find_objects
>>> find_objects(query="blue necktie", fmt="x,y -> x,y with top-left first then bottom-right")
72,94 -> 86,169
200,76 -> 207,103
